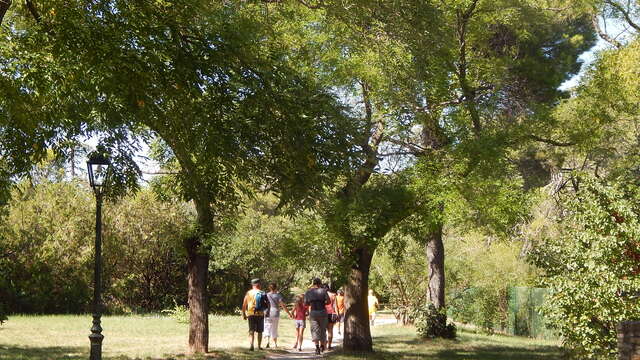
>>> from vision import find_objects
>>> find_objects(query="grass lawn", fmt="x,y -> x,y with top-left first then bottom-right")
334,324 -> 565,360
0,314 -> 272,359
0,315 -> 564,360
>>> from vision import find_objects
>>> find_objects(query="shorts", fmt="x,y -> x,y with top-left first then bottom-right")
309,313 -> 328,342
248,315 -> 264,333
264,316 -> 279,338
295,319 -> 306,329
327,313 -> 338,324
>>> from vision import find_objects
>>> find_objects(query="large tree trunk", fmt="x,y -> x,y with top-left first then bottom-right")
426,223 -> 445,309
344,247 -> 374,352
186,197 -> 214,354
0,0 -> 11,26
186,237 -> 209,353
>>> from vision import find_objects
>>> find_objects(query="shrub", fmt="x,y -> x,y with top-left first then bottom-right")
162,301 -> 190,324
414,304 -> 457,339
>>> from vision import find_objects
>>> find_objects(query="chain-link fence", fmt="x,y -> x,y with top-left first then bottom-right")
507,287 -> 557,339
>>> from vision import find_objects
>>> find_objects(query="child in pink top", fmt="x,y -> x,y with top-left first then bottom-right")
291,294 -> 308,351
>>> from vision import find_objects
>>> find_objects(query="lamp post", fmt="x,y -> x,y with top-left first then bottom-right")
87,149 -> 110,360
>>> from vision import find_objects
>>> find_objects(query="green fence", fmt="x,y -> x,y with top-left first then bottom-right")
507,287 -> 556,340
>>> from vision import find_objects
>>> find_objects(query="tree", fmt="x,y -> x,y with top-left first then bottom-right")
370,0 -> 594,334
528,13 -> 639,357
1,1 -> 358,353
261,0 -> 594,348
532,175 -> 640,359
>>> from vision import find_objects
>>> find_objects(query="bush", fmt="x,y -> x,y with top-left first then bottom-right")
0,181 -> 191,314
414,304 -> 457,339
162,301 -> 190,324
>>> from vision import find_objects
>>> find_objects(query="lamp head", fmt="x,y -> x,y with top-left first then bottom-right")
87,146 -> 111,193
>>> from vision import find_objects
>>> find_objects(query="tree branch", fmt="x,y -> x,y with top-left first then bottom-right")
141,170 -> 179,175
378,150 -> 421,157
456,0 -> 482,136
261,0 -> 325,9
604,0 -> 640,32
592,14 -> 622,48
529,134 -> 575,147
25,0 -> 41,23
352,81 -> 385,188
386,138 -> 427,155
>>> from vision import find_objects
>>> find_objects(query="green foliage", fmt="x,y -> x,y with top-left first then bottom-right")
532,175 -> 640,359
162,301 -> 190,324
372,230 -> 537,333
211,194 -> 338,311
0,180 -> 192,314
0,180 -> 94,313
550,38 -> 640,177
1,1 -> 360,212
102,190 -> 193,313
325,174 -> 415,251
447,233 -> 536,333
371,233 -> 427,324
414,304 -> 457,339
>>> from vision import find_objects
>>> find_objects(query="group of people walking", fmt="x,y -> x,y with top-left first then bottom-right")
241,278 -> 347,355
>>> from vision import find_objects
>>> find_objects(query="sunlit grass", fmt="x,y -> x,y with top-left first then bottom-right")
0,314 -> 298,359
0,314 -> 564,359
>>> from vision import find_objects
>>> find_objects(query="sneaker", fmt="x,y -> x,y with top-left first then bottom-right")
321,345 -> 325,352
315,347 -> 321,355
265,344 -> 270,349
298,347 -> 302,352
250,346 -> 254,351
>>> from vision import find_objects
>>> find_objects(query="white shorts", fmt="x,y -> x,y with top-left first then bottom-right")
264,316 -> 280,338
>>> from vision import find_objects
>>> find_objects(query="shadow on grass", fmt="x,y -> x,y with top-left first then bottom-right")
328,335 -> 565,360
0,345 -> 265,360
429,345 -> 566,360
0,345 -> 88,360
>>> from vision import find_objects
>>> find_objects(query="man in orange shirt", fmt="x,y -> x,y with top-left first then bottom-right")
242,278 -> 265,351
335,289 -> 345,335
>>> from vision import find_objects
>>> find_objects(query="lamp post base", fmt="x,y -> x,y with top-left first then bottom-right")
89,314 -> 103,360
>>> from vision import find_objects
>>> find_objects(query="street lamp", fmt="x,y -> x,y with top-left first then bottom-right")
87,148 -> 110,360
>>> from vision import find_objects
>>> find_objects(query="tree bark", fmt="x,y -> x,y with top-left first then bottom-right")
186,237 -> 209,354
0,0 -> 11,26
343,246 -> 374,352
426,223 -> 445,310
186,196 -> 214,354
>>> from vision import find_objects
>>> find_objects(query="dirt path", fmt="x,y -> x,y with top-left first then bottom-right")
265,330 -> 343,359
265,318 -> 397,359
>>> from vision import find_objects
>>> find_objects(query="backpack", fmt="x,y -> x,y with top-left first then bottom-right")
254,291 -> 270,316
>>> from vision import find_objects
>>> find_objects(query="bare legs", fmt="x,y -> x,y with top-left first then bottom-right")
327,321 -> 335,349
292,327 -> 305,350
249,332 -> 262,350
